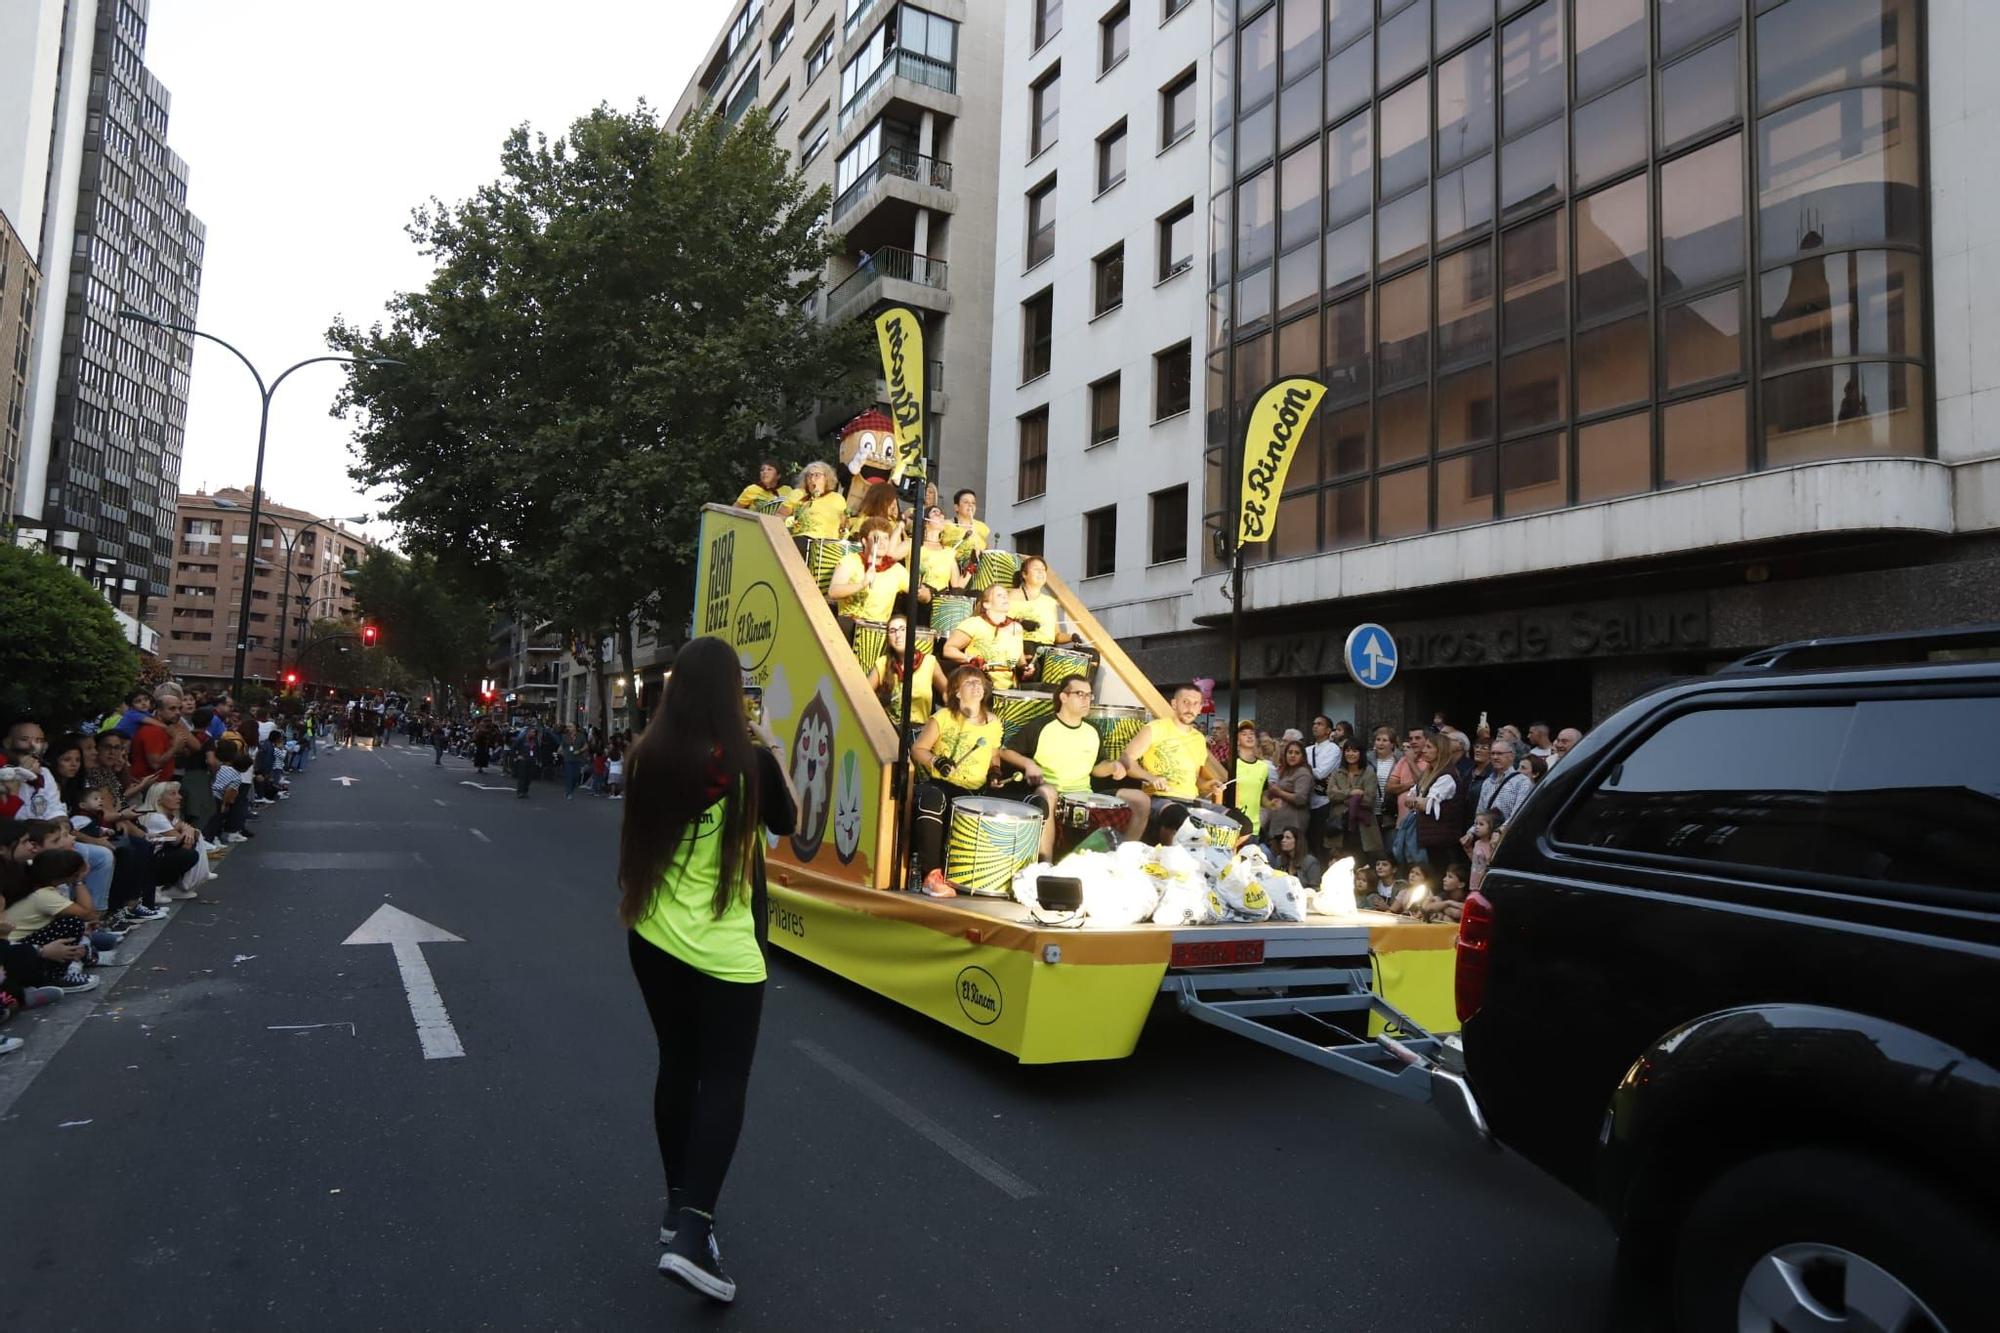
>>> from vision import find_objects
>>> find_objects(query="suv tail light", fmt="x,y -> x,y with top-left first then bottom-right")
1455,890 -> 1494,1025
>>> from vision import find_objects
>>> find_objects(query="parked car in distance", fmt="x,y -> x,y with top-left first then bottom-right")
1453,626 -> 1999,1331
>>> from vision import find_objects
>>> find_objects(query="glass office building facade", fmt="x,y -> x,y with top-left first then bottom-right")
1200,0 -> 1930,572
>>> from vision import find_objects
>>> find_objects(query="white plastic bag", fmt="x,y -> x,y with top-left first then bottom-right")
1263,869 -> 1308,922
1084,857 -> 1162,926
1308,856 -> 1359,916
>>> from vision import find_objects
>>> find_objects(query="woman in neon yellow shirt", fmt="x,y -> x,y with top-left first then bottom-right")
619,637 -> 799,1304
909,664 -> 1027,897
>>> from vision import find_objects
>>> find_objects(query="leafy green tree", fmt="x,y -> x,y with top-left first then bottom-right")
348,549 -> 491,704
0,544 -> 137,726
295,617 -> 422,697
330,104 -> 872,722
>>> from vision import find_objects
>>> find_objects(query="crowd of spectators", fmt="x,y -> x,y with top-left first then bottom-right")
0,683 -> 323,1057
1212,712 -> 1585,923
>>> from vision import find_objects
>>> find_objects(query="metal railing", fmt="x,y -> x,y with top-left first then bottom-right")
838,50 -> 958,130
827,247 -> 949,322
832,146 -> 955,221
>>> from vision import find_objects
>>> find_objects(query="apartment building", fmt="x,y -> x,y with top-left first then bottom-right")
1005,0 -> 2000,736
985,0 -> 1213,634
667,0 -> 1004,498
0,215 -> 34,519
147,489 -> 370,687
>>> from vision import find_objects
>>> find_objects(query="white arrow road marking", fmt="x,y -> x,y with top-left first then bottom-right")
342,905 -> 466,1060
332,776 -> 359,787
457,781 -> 513,792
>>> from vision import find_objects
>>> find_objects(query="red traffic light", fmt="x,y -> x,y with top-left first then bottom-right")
282,671 -> 299,688
361,624 -> 379,647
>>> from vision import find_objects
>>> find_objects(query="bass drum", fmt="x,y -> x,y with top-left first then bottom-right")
801,537 -> 859,595
930,589 -> 977,637
993,689 -> 1053,750
1175,798 -> 1248,851
849,619 -> 888,670
1054,791 -> 1131,858
944,796 -> 1044,897
1031,643 -> 1098,691
968,548 -> 1020,592
1086,704 -> 1150,764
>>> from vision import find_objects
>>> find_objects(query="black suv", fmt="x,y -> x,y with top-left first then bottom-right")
1454,627 -> 1998,1331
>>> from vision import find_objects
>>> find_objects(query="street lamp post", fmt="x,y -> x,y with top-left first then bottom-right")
115,309 -> 399,696
274,516 -> 369,681
287,564 -> 364,679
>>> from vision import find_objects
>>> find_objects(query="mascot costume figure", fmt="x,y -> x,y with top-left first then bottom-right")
838,408 -> 903,511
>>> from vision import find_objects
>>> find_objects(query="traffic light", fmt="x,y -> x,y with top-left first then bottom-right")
361,624 -> 379,648
282,670 -> 299,689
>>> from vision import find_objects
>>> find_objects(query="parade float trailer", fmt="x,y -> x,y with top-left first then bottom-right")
695,503 -> 1470,1104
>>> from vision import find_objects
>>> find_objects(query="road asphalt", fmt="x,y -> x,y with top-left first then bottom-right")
0,740 -> 1639,1331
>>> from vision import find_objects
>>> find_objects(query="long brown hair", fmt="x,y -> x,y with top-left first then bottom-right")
616,637 -> 763,926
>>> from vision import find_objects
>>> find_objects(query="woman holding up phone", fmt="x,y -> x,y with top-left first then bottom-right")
618,637 -> 800,1305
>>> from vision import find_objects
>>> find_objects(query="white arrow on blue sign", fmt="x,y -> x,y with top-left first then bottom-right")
1343,623 -> 1399,689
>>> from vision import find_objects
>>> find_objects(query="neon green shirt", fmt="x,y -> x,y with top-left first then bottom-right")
634,786 -> 765,983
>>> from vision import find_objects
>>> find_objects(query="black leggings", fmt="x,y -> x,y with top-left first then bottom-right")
911,780 -> 976,885
626,933 -> 765,1216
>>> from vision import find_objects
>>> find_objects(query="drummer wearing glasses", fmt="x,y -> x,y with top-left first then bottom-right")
1007,680 -> 1130,860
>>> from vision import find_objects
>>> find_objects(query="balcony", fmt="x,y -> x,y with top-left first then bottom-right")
827,247 -> 950,324
838,50 -> 957,133
834,147 -> 953,223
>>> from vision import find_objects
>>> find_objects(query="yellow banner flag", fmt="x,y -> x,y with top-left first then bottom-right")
873,307 -> 927,481
1238,377 -> 1329,546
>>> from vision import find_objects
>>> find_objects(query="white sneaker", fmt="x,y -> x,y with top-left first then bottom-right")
225,833 -> 250,844
0,1036 -> 23,1056
169,886 -> 199,900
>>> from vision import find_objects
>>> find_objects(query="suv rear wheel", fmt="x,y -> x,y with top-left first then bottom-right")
1673,1148 -> 1990,1331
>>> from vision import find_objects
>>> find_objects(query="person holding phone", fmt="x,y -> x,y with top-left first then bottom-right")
620,637 -> 800,1305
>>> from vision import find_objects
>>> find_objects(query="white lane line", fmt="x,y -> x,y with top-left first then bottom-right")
433,799 -> 448,807
469,828 -> 490,843
793,1038 -> 1038,1200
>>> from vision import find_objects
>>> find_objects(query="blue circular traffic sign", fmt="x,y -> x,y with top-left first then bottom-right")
1343,623 -> 1399,689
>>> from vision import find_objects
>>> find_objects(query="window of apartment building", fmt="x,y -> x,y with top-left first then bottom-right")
1026,176 -> 1057,269
1084,505 -> 1117,577
1018,408 -> 1050,499
1093,242 -> 1125,315
1090,373 -> 1121,445
1014,526 -> 1045,558
1022,288 -> 1055,381
798,106 -> 830,163
1035,0 -> 1063,48
1154,340 -> 1192,419
1157,199 -> 1194,281
1149,484 -> 1188,563
806,25 -> 835,82
1163,0 -> 1191,21
1096,120 -> 1127,193
1031,66 -> 1061,157
768,79 -> 793,128
1161,68 -> 1197,149
769,6 -> 794,60
1101,3 -> 1130,73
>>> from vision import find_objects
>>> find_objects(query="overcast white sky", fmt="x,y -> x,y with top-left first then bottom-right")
146,0 -> 737,544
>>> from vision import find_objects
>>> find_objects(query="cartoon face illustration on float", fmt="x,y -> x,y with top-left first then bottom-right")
833,749 -> 863,863
789,689 -> 835,860
837,408 -> 900,510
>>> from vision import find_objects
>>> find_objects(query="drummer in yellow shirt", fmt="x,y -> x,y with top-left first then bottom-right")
1008,554 -> 1061,653
940,584 -> 1027,690
915,506 -> 969,605
909,665 -> 1032,897
1010,677 -> 1132,860
825,518 -> 908,625
733,460 -> 785,510
1115,683 -> 1213,841
938,487 -> 990,559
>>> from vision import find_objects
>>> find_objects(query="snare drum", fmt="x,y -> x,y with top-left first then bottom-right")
993,688 -> 1053,749
945,796 -> 1044,897
850,619 -> 888,669
748,495 -> 788,516
929,589 -> 976,637
1086,704 -> 1150,763
969,548 -> 1020,592
1178,799 -> 1248,851
802,537 -> 859,594
913,624 -> 936,655
1032,643 -> 1099,690
1054,791 -> 1131,857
